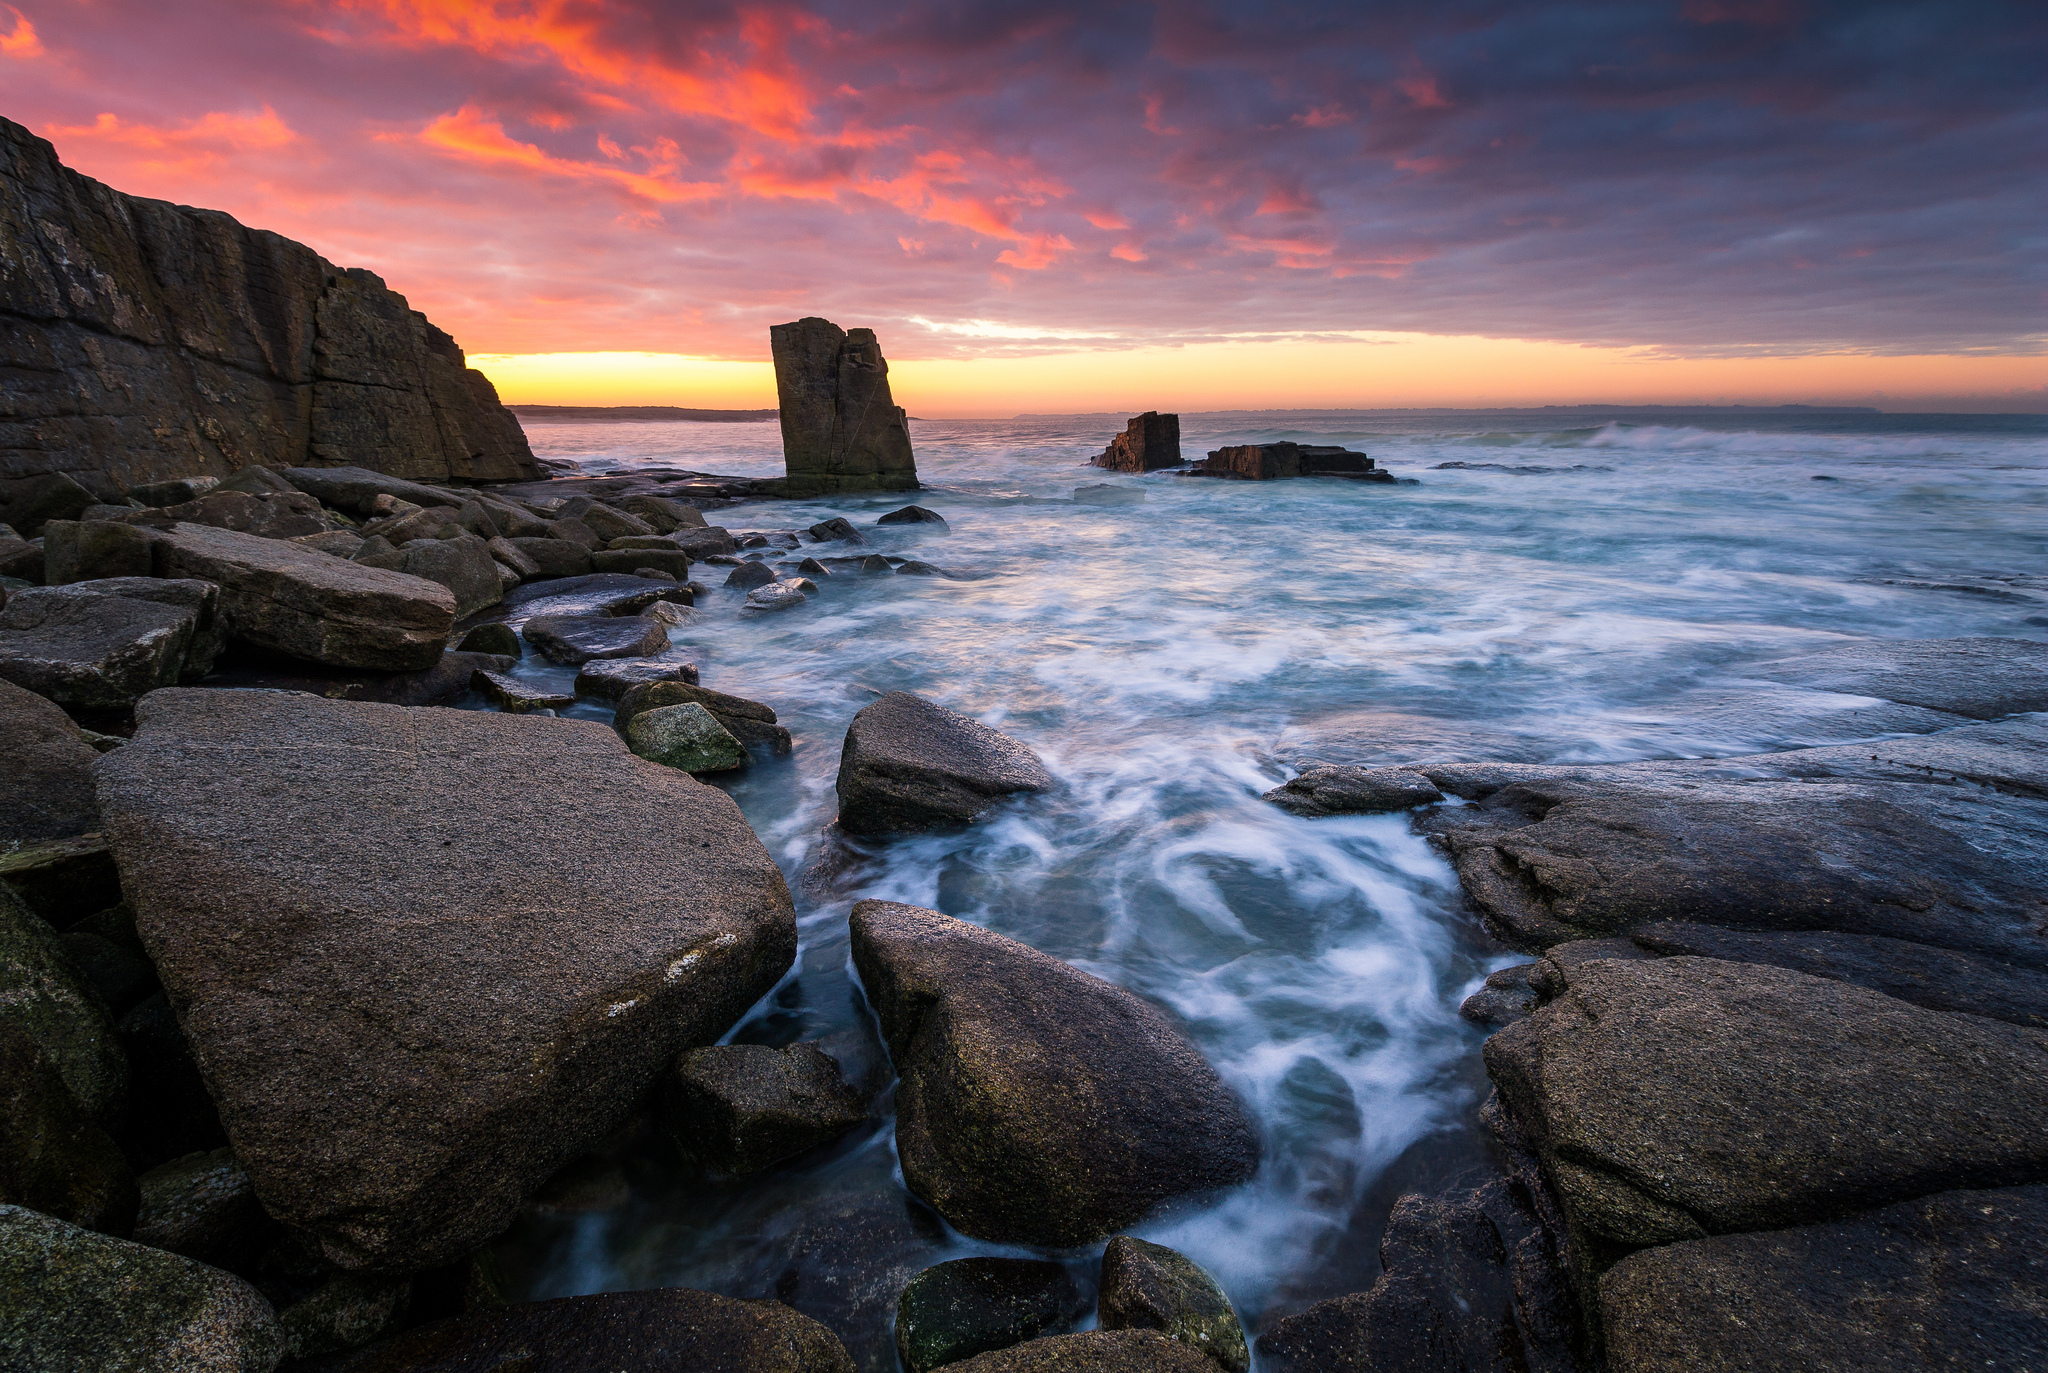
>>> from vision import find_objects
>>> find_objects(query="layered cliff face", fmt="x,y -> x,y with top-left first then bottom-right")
0,116 -> 538,493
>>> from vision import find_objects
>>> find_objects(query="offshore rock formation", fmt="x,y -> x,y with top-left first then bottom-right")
1192,443 -> 1391,481
1,116 -> 538,494
1092,413 -> 1181,471
770,318 -> 919,497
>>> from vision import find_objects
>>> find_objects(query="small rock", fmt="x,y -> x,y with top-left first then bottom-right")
0,1203 -> 286,1372
835,692 -> 1052,836
797,557 -> 831,576
1263,766 -> 1445,817
0,530 -> 43,582
1099,1238 -> 1248,1373
290,531 -> 366,560
1074,484 -> 1146,506
615,680 -> 793,756
658,1042 -> 866,1174
134,1148 -> 279,1272
625,703 -> 749,773
471,670 -> 573,714
0,1020 -> 138,1233
669,526 -> 741,559
1,883 -> 129,1125
456,623 -> 521,657
572,656 -> 698,700
546,516 -> 602,549
948,1331 -> 1215,1372
521,613 -> 669,665
895,559 -> 949,577
640,599 -> 697,627
726,560 -> 778,590
280,1273 -> 413,1360
878,505 -> 948,527
485,536 -> 541,580
896,1258 -> 1086,1373
850,901 -> 1260,1246
283,1287 -> 854,1372
0,472 -> 96,537
590,547 -> 691,578
0,679 -> 102,845
807,517 -> 867,544
500,537 -> 592,578
1458,964 -> 1540,1029
745,580 -> 810,613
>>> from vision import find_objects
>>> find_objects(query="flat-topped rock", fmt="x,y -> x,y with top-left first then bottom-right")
94,690 -> 797,1271
572,655 -> 697,700
850,901 -> 1259,1246
1262,765 -> 1444,817
0,678 -> 101,843
836,693 -> 1053,836
1601,1185 -> 2048,1373
1418,716 -> 2048,964
0,578 -> 222,710
281,468 -> 467,517
1093,412 -> 1182,472
522,613 -> 669,665
502,572 -> 689,621
1485,956 -> 2048,1248
150,522 -> 454,672
770,317 -> 919,497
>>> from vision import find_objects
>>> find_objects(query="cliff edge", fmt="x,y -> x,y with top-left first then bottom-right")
0,115 -> 538,493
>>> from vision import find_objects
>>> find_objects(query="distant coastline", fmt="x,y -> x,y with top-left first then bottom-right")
507,405 -> 778,422
1014,404 -> 1887,419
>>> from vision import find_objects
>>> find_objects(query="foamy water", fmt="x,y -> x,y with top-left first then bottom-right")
488,411 -> 2048,1363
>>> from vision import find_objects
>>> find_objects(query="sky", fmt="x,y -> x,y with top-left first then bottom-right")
4,0 -> 2044,414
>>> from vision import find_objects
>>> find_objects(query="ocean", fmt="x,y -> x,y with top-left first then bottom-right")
488,409 -> 2048,1364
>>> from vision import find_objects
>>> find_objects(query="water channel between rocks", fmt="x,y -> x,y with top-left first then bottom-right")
476,410 -> 2048,1368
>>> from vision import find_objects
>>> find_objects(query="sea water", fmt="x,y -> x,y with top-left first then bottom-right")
489,411 -> 2048,1363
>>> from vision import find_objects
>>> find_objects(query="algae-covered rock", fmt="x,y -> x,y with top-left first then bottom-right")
895,1257 -> 1086,1373
615,679 -> 792,756
658,1041 -> 866,1174
1099,1238 -> 1247,1373
0,1020 -> 138,1233
0,883 -> 128,1125
850,901 -> 1259,1246
626,702 -> 749,774
0,1202 -> 284,1371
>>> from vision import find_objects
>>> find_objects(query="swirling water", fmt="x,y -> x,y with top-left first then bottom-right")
488,410 -> 2048,1363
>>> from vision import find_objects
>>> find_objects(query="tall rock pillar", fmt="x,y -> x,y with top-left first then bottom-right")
769,318 -> 919,496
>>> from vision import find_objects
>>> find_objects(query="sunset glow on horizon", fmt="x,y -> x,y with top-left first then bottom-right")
5,0 -> 2042,412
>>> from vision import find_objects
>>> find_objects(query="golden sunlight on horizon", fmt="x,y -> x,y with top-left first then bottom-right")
473,335 -> 2048,416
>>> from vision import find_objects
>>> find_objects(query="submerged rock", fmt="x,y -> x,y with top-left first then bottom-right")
1074,484 -> 1146,506
1262,766 -> 1444,817
151,522 -> 454,672
521,613 -> 668,665
878,505 -> 948,527
1098,1238 -> 1247,1373
1486,956 -> 2048,1250
807,516 -> 867,544
835,692 -> 1052,836
1093,412 -> 1182,472
895,1257 -> 1086,1373
94,690 -> 797,1272
1750,635 -> 2048,721
745,580 -> 811,613
1599,1184 -> 2048,1373
0,1203 -> 285,1372
292,1287 -> 855,1372
657,1041 -> 866,1174
625,702 -> 749,774
0,578 -> 222,710
0,678 -> 101,844
849,900 -> 1259,1246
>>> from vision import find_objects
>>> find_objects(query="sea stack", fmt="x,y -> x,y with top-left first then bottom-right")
770,318 -> 920,497
1093,412 -> 1182,471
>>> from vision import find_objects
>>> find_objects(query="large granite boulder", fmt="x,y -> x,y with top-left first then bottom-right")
150,522 -> 455,671
770,318 -> 919,497
1092,412 -> 1182,472
1099,1239 -> 1247,1373
849,901 -> 1259,1246
0,1020 -> 139,1233
0,116 -> 537,491
0,677 -> 100,843
836,693 -> 1053,836
0,1204 -> 285,1372
1601,1185 -> 2048,1373
94,690 -> 798,1271
895,1257 -> 1086,1373
1418,716 -> 2048,963
292,1288 -> 854,1373
0,578 -> 222,710
1485,957 -> 2048,1250
948,1332 -> 1217,1372
279,467 -> 467,517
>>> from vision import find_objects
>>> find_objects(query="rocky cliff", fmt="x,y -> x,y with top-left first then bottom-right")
769,317 -> 919,497
0,116 -> 537,495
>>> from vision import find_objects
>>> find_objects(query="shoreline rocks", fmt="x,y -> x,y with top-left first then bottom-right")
835,693 -> 1053,836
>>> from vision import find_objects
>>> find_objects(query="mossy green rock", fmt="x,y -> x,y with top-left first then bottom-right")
626,702 -> 749,774
0,1020 -> 138,1232
0,882 -> 128,1124
0,1202 -> 284,1371
896,1257 -> 1086,1373
1098,1238 -> 1247,1373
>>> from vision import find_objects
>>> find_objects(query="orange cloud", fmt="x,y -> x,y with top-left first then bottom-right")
0,5 -> 41,58
1110,242 -> 1147,262
413,106 -> 719,203
45,108 -> 298,178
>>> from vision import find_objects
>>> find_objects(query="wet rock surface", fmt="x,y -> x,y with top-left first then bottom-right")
658,1041 -> 867,1174
521,612 -> 669,664
151,522 -> 455,672
1262,765 -> 1444,817
572,654 -> 698,699
295,1287 -> 857,1373
878,505 -> 948,526
1601,1185 -> 2048,1373
615,680 -> 794,756
835,692 -> 1053,836
0,1203 -> 285,1372
850,900 -> 1259,1246
1749,635 -> 2048,720
895,1257 -> 1086,1373
501,571 -> 689,621
1099,1239 -> 1247,1373
94,689 -> 797,1272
